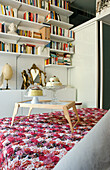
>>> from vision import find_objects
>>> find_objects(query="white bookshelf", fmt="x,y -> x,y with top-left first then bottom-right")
50,48 -> 74,54
51,34 -> 74,42
47,19 -> 73,29
50,5 -> 73,17
0,32 -> 50,46
0,0 -> 50,17
0,51 -> 50,59
0,14 -> 50,30
19,2 -> 49,16
45,64 -> 74,68
0,0 -> 20,9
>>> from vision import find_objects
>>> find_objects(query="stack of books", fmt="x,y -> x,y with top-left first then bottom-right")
16,0 -> 49,10
0,41 -> 38,55
50,41 -> 73,52
50,0 -> 69,9
24,12 -> 38,23
17,29 -> 42,39
0,4 -> 17,17
45,52 -> 72,66
46,10 -> 62,21
51,25 -> 74,38
64,54 -> 71,66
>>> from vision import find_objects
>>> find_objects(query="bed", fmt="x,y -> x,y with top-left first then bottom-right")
0,108 -> 108,169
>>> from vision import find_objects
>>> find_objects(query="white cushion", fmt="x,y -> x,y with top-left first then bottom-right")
54,109 -> 110,170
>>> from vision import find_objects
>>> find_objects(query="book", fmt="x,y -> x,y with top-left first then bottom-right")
0,5 -> 2,14
0,23 -> 2,32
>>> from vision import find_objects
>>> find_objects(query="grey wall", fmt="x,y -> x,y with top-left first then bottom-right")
103,23 -> 110,110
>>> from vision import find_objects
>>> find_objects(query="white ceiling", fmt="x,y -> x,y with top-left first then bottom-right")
70,0 -> 96,15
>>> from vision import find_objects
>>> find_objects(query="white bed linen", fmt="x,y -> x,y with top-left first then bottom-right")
54,109 -> 110,170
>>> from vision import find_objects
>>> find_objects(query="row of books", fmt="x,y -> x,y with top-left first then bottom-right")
0,4 -> 17,17
17,29 -> 42,39
0,41 -> 38,55
51,25 -> 74,38
45,53 -> 72,66
46,11 -> 61,21
24,12 -> 38,22
50,41 -> 73,52
50,0 -> 69,10
0,22 -> 6,33
16,0 -> 49,10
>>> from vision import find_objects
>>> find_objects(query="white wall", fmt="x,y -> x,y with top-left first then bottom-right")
71,21 -> 98,108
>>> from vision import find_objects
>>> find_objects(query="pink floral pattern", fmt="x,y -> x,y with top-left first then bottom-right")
0,108 -> 107,169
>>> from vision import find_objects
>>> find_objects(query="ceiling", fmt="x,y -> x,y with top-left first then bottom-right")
69,0 -> 96,27
70,0 -> 96,15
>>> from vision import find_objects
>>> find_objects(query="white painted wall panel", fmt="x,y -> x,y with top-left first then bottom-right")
71,22 -> 97,108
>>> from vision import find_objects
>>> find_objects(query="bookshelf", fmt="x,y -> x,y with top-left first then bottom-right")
0,0 -> 50,17
51,34 -> 74,42
50,4 -> 73,17
50,48 -> 74,54
45,3 -> 74,69
0,51 -> 50,59
0,14 -> 50,30
0,32 -> 50,46
47,19 -> 73,29
0,0 -> 51,90
45,64 -> 74,68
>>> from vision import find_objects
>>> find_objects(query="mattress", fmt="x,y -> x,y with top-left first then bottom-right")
0,108 -> 107,169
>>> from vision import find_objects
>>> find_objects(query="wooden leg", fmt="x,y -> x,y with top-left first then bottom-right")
11,103 -> 20,126
28,107 -> 33,118
73,103 -> 80,127
63,106 -> 73,133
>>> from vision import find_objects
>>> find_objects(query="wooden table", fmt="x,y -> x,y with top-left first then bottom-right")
11,100 -> 80,133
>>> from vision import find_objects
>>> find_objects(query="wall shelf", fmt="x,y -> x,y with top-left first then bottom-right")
0,51 -> 50,59
47,19 -> 73,29
0,14 -> 50,30
0,32 -> 50,46
50,34 -> 74,42
45,64 -> 74,68
50,5 -> 73,17
0,0 -> 20,10
0,0 -> 50,17
50,48 -> 74,54
19,2 -> 49,17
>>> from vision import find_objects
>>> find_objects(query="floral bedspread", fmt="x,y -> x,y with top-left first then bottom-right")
0,108 -> 107,170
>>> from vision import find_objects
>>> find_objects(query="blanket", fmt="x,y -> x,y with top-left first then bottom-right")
0,108 -> 107,169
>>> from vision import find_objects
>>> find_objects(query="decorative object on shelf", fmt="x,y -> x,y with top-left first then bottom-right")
21,70 -> 30,90
7,23 -> 18,35
39,26 -> 50,40
25,84 -> 44,104
21,64 -> 46,89
96,0 -> 110,13
69,43 -> 73,52
2,63 -> 13,89
28,64 -> 46,86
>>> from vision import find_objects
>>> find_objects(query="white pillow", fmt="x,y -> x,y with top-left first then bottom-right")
54,109 -> 110,170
